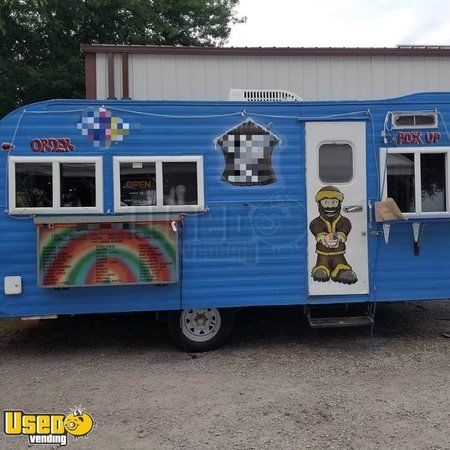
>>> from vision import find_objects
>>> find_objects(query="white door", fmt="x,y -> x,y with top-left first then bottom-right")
306,122 -> 368,297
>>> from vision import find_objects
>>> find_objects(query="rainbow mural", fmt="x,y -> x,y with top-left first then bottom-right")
38,222 -> 178,287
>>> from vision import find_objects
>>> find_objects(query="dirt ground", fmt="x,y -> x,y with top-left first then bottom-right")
0,301 -> 449,450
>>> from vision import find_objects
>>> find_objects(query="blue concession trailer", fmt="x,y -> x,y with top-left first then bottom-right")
0,93 -> 449,350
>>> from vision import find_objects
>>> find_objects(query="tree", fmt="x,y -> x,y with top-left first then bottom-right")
0,0 -> 244,118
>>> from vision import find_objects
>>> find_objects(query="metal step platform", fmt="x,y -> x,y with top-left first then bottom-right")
304,303 -> 375,329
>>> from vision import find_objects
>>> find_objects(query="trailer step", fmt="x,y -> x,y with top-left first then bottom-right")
307,315 -> 374,328
305,303 -> 375,329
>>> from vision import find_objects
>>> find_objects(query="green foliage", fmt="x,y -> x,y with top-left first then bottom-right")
0,0 -> 244,118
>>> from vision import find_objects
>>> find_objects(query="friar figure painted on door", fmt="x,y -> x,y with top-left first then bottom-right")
309,186 -> 358,284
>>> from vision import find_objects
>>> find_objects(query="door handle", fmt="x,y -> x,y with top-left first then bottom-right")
344,205 -> 363,213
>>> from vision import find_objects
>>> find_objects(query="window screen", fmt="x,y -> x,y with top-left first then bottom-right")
318,143 -> 353,183
163,162 -> 198,206
119,162 -> 156,207
60,163 -> 96,207
15,163 -> 53,208
386,153 -> 415,212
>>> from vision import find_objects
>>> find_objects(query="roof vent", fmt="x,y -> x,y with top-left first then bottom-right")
229,89 -> 303,102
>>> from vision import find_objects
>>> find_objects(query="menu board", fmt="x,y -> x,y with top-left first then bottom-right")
37,221 -> 178,287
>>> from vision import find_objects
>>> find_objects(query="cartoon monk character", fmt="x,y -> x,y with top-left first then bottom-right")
309,186 -> 358,284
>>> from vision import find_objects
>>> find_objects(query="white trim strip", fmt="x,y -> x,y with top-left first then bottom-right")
155,161 -> 163,207
414,152 -> 421,213
52,161 -> 60,208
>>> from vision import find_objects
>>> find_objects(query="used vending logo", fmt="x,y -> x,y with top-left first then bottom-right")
3,408 -> 94,446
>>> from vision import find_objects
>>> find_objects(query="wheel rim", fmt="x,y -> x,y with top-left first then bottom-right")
180,308 -> 221,342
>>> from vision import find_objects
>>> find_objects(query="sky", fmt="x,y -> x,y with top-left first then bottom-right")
228,0 -> 450,47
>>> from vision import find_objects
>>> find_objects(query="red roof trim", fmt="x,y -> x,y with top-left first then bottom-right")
80,44 -> 450,57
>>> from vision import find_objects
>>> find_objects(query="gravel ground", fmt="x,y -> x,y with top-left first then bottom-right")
0,301 -> 449,450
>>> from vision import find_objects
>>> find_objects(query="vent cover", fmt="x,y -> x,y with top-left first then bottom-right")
229,89 -> 303,102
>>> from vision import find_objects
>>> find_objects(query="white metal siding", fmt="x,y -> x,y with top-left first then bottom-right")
96,53 -> 450,101
96,53 -> 108,99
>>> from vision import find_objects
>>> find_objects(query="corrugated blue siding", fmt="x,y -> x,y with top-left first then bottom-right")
0,93 -> 449,317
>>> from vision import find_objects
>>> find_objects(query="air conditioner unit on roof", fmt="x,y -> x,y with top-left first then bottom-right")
229,89 -> 303,102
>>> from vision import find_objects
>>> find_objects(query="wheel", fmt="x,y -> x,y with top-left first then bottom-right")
167,307 -> 234,352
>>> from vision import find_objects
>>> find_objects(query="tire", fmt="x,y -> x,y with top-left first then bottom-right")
167,307 -> 234,352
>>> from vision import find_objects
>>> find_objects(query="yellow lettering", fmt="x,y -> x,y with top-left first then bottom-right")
4,411 -> 22,435
22,415 -> 36,435
4,412 -> 67,436
37,415 -> 50,434
51,415 -> 65,434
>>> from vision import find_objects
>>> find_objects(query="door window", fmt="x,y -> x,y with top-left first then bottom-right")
318,143 -> 353,183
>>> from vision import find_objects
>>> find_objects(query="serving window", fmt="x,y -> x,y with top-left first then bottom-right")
15,162 -> 53,208
119,162 -> 157,207
114,156 -> 204,212
60,163 -> 96,207
8,156 -> 103,214
162,162 -> 198,206
380,147 -> 450,217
